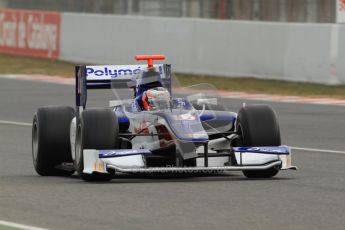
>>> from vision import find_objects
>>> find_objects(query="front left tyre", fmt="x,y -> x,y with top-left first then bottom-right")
75,108 -> 120,181
32,106 -> 75,176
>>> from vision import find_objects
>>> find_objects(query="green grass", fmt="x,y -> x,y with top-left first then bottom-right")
0,224 -> 28,230
0,53 -> 345,99
177,74 -> 345,99
0,53 -> 75,77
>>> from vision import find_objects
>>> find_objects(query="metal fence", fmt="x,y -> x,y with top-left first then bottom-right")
1,0 -> 336,23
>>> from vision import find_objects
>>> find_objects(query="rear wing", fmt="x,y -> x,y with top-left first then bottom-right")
75,64 -> 172,109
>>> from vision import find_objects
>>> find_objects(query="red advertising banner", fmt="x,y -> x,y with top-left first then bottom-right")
0,8 -> 60,59
341,0 -> 345,10
337,0 -> 345,23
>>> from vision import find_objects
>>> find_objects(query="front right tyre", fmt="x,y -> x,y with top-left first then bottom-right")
236,105 -> 281,179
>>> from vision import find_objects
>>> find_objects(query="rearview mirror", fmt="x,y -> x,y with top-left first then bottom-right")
197,98 -> 218,106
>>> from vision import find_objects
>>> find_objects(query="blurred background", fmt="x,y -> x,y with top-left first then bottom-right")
0,0 -> 344,86
2,0 -> 336,23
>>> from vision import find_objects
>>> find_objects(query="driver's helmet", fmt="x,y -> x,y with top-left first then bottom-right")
142,87 -> 170,111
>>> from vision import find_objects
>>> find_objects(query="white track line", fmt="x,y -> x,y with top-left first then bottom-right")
0,120 -> 32,127
291,146 -> 345,155
0,220 -> 48,230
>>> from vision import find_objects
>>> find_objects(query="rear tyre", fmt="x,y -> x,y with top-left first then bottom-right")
75,108 -> 119,181
236,105 -> 281,178
32,106 -> 75,176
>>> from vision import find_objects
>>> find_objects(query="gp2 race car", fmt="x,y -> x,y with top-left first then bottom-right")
32,55 -> 296,181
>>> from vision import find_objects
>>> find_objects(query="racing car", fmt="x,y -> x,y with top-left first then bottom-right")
32,55 -> 296,181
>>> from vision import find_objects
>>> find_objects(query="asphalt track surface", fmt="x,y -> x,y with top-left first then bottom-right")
0,77 -> 344,230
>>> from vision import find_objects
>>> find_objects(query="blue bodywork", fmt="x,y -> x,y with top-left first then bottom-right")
114,102 -> 237,142
233,146 -> 290,155
99,149 -> 152,158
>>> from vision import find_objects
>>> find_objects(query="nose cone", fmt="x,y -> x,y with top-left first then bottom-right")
162,113 -> 209,142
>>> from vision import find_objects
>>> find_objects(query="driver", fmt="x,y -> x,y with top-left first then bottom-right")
134,68 -> 171,111
142,87 -> 170,111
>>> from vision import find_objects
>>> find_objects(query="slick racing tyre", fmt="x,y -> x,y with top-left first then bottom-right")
236,105 -> 281,178
75,108 -> 120,181
32,106 -> 75,176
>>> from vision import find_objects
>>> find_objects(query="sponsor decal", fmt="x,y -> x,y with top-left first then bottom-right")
99,149 -> 151,158
172,113 -> 196,121
85,65 -> 164,79
235,146 -> 290,155
0,8 -> 60,59
86,66 -> 140,78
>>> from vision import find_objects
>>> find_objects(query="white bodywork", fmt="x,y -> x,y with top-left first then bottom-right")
82,147 -> 294,175
83,150 -> 146,174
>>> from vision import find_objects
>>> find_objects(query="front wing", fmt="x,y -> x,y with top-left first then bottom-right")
83,146 -> 297,175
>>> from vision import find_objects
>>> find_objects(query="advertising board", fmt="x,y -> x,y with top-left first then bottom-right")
0,8 -> 60,59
